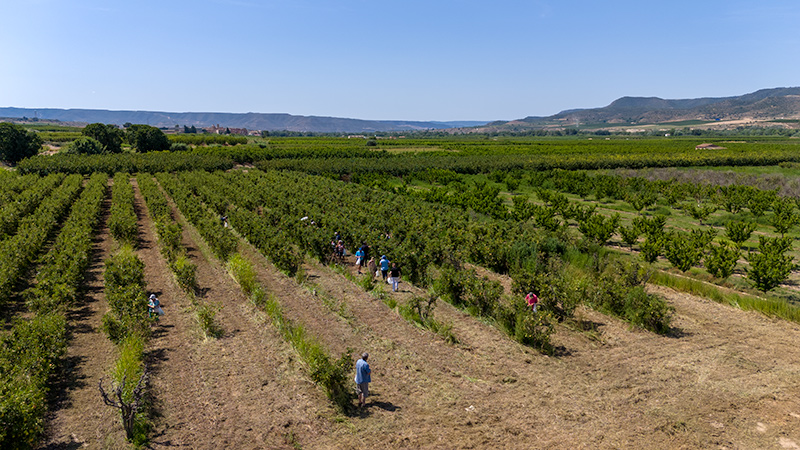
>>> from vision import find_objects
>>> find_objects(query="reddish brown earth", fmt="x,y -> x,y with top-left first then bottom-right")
40,179 -> 800,449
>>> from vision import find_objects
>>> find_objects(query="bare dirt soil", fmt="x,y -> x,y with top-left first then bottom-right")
39,189 -> 124,448
135,179 -> 334,449
41,182 -> 800,449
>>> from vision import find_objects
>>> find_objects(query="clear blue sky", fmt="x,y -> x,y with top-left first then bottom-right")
1,0 -> 798,121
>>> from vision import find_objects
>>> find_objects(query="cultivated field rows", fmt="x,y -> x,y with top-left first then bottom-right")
13,172 -> 800,449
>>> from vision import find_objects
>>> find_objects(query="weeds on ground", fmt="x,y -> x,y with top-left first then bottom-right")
195,301 -> 224,339
228,253 -> 353,413
650,270 -> 800,323
398,294 -> 458,344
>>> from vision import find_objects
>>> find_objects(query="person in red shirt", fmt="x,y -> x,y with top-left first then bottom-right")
525,292 -> 539,312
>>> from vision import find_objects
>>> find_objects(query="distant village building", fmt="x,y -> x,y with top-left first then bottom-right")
695,143 -> 726,150
203,124 -> 250,135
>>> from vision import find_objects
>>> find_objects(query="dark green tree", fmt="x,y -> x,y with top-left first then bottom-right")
770,198 -> 798,237
746,236 -> 795,292
705,240 -> 740,279
0,122 -> 42,164
639,234 -> 664,263
126,125 -> 170,153
578,212 -> 620,245
82,123 -> 123,153
664,231 -> 704,272
619,224 -> 640,250
724,221 -> 757,248
65,136 -> 105,155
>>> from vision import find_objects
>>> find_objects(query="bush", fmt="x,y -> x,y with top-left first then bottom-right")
465,277 -> 502,317
747,236 -> 795,292
514,309 -> 555,354
0,122 -> 42,164
228,253 -> 258,295
622,286 -> 673,334
102,246 -> 149,343
108,173 -> 138,247
82,123 -> 123,153
171,255 -> 197,293
64,136 -> 105,155
0,313 -> 68,448
195,302 -> 224,339
725,221 -> 756,247
705,241 -> 740,279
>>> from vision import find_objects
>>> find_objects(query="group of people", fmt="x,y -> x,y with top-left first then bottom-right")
338,236 -> 403,293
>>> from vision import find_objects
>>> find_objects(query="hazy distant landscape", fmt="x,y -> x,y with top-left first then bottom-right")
4,87 -> 799,134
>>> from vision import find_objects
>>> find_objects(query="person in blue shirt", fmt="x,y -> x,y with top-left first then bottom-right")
355,247 -> 365,274
379,255 -> 390,281
354,352 -> 371,408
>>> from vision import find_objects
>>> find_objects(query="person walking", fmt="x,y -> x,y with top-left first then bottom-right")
354,352 -> 371,408
367,257 -> 377,279
379,255 -> 390,281
526,291 -> 539,312
389,262 -> 401,292
355,247 -> 365,274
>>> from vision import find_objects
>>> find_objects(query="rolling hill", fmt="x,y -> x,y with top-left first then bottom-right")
0,107 -> 488,133
484,87 -> 800,131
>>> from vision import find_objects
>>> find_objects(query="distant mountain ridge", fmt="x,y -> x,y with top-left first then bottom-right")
0,107 -> 487,133
507,87 -> 800,129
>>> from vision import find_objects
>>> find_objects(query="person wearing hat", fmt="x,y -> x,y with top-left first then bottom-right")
354,352 -> 371,408
379,255 -> 390,281
148,294 -> 164,320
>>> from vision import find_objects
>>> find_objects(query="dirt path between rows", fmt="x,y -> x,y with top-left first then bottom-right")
40,184 -> 125,448
134,177 -> 333,449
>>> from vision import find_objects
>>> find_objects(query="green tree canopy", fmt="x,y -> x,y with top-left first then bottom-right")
65,136 -> 105,155
126,125 -> 170,153
82,123 -> 123,153
0,122 -> 42,164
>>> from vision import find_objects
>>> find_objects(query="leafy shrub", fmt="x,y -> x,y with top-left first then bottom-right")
705,241 -> 740,279
102,245 -> 149,343
622,286 -> 673,334
466,277 -> 502,317
587,260 -> 672,334
171,255 -> 197,293
195,302 -> 224,339
0,313 -> 67,449
514,309 -> 555,354
64,136 -> 105,155
228,253 -> 258,295
664,231 -> 704,272
747,236 -> 795,292
725,221 -> 756,247
108,173 -> 138,247
170,142 -> 189,152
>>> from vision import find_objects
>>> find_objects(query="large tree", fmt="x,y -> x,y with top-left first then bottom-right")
82,123 -> 123,153
0,122 -> 42,164
126,125 -> 170,153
